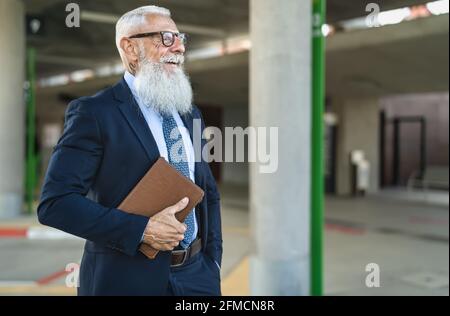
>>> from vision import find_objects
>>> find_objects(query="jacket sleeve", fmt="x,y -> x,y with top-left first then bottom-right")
37,100 -> 148,256
196,107 -> 223,267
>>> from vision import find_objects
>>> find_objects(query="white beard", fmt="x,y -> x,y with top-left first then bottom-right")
134,57 -> 193,116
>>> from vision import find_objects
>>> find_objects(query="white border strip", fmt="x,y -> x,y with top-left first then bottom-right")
26,227 -> 82,241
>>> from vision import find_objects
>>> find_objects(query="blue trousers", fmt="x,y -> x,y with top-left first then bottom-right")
166,252 -> 222,296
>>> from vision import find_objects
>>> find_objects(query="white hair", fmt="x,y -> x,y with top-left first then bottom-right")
115,6 -> 171,62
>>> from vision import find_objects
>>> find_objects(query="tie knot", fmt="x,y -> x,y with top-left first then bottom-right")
161,113 -> 171,120
161,112 -> 175,121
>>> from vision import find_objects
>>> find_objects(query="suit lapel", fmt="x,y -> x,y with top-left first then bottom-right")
113,78 -> 160,163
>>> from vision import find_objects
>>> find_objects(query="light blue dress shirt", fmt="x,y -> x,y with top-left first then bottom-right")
123,71 -> 198,243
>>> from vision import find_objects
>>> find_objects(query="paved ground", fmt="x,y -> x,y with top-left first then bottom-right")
0,186 -> 448,296
325,197 -> 448,296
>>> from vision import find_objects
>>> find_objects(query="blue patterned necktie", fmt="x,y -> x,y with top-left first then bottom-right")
162,113 -> 196,248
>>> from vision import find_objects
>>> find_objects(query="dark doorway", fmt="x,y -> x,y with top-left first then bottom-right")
391,116 -> 427,186
379,111 -> 386,188
197,105 -> 223,183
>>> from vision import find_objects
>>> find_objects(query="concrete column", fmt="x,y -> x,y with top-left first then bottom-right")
250,0 -> 311,295
0,0 -> 25,218
335,97 -> 380,195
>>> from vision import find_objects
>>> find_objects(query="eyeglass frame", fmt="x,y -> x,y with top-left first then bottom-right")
128,31 -> 188,47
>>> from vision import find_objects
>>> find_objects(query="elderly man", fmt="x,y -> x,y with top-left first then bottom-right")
38,5 -> 222,296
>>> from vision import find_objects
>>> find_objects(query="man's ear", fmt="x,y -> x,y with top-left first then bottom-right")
120,37 -> 139,64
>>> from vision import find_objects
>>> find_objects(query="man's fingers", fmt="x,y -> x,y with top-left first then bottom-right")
176,223 -> 186,234
150,234 -> 184,243
162,216 -> 187,234
162,233 -> 185,241
150,241 -> 173,251
148,242 -> 164,251
152,217 -> 186,234
159,220 -> 186,235
146,199 -> 189,243
170,197 -> 189,214
158,242 -> 178,251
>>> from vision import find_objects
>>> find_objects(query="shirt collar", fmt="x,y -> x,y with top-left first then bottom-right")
123,71 -> 166,119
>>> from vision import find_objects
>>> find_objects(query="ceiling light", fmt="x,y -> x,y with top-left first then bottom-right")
426,0 -> 449,15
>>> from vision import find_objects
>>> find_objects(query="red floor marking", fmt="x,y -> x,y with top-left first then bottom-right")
0,228 -> 27,238
36,269 -> 69,286
325,223 -> 366,235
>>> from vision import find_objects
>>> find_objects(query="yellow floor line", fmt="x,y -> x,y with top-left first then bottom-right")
0,256 -> 251,296
0,285 -> 76,295
221,256 -> 250,296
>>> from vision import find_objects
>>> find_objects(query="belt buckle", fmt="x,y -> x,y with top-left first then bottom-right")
171,249 -> 188,268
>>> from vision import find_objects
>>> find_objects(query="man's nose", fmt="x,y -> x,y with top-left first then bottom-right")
170,36 -> 185,54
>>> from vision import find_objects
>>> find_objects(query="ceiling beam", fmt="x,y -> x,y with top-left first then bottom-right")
37,54 -> 100,68
80,10 -> 226,37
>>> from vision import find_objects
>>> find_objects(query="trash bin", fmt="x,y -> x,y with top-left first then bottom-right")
350,150 -> 371,196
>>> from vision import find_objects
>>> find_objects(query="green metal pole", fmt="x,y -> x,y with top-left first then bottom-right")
311,0 -> 326,296
25,47 -> 37,214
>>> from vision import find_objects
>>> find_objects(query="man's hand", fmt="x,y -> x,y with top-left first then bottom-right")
142,197 -> 188,251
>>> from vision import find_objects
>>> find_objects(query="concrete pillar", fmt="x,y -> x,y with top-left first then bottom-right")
250,0 -> 311,295
335,98 -> 380,195
0,0 -> 25,218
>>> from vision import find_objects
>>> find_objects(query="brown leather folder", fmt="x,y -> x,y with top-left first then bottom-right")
118,157 -> 204,259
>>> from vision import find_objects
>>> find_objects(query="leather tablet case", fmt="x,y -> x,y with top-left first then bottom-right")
118,157 -> 204,259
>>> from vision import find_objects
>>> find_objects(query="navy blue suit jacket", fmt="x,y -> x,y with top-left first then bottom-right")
37,77 -> 222,295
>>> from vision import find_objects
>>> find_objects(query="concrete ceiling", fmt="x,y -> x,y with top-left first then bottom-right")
34,0 -> 447,123
25,0 -> 431,77
327,0 -> 431,22
25,0 -> 249,77
37,13 -> 448,124
326,14 -> 449,97
188,15 -> 449,104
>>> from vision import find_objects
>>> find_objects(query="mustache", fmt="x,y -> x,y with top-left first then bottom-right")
160,54 -> 185,65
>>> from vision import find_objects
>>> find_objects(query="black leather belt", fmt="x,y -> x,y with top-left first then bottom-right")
171,238 -> 202,268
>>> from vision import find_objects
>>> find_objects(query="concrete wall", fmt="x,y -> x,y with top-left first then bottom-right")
334,97 -> 380,195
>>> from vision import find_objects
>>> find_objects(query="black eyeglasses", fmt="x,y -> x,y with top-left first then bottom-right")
129,31 -> 188,47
